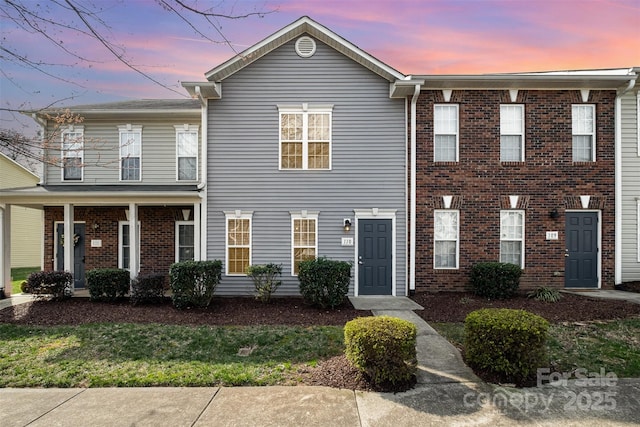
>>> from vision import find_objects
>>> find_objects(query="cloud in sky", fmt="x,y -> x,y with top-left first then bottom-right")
1,0 -> 638,124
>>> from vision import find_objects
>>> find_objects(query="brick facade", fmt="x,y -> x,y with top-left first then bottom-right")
413,89 -> 616,292
44,205 -> 194,281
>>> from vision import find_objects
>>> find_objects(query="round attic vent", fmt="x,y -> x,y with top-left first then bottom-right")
295,36 -> 316,58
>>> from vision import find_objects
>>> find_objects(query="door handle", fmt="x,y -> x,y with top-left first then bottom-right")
358,256 -> 363,265
565,249 -> 569,257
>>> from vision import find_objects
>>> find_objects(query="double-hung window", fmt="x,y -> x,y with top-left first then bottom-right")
434,104 -> 458,162
119,124 -> 142,181
572,105 -> 595,162
225,212 -> 252,275
176,221 -> 195,262
175,125 -> 198,181
500,105 -> 524,161
291,212 -> 318,275
500,210 -> 525,267
279,104 -> 332,170
61,127 -> 84,181
118,221 -> 140,270
434,210 -> 459,269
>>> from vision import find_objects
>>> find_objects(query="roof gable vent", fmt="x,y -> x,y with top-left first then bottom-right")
295,36 -> 316,58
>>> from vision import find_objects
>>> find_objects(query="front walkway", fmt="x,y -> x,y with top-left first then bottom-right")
562,289 -> 640,304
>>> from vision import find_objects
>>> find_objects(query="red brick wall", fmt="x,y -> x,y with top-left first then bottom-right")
412,89 -> 616,292
43,205 -> 192,278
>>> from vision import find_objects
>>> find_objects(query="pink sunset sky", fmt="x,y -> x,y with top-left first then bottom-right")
1,0 -> 639,131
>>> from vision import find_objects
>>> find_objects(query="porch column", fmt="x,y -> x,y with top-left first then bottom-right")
63,204 -> 75,278
0,205 -> 11,296
129,202 -> 139,280
194,202 -> 201,261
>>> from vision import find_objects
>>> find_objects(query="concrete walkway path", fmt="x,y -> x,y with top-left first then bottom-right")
562,289 -> 640,304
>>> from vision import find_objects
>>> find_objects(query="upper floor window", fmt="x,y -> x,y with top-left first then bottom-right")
500,210 -> 525,268
279,104 -> 332,170
434,104 -> 459,162
118,124 -> 142,181
61,126 -> 84,181
572,105 -> 595,162
500,105 -> 524,162
176,221 -> 195,262
434,209 -> 459,269
225,211 -> 252,275
175,125 -> 198,181
291,212 -> 318,275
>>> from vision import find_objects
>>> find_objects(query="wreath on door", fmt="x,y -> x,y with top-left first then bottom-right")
59,233 -> 81,247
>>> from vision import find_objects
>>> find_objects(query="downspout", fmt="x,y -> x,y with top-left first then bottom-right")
615,76 -> 637,285
410,83 -> 421,295
195,86 -> 208,261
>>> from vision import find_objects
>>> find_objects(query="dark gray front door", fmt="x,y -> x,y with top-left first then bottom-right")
565,212 -> 598,288
56,223 -> 86,288
358,219 -> 392,295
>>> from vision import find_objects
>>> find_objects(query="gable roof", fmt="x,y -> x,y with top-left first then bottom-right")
0,152 -> 40,187
182,16 -> 405,99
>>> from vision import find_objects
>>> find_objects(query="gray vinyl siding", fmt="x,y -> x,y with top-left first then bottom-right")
44,117 -> 201,185
621,91 -> 640,282
207,37 -> 407,296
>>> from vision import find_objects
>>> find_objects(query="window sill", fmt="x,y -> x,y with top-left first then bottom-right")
500,161 -> 525,166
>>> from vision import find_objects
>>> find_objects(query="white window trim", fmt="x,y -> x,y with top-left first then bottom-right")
278,104 -> 334,171
500,104 -> 525,162
175,220 -> 195,263
61,125 -> 84,182
118,220 -> 140,271
434,104 -> 459,162
433,209 -> 460,269
290,211 -> 319,277
500,210 -> 525,268
572,104 -> 596,162
224,210 -> 253,276
174,124 -> 199,182
118,124 -> 143,182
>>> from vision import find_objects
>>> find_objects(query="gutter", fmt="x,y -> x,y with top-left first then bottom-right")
409,83 -> 422,295
615,75 -> 637,284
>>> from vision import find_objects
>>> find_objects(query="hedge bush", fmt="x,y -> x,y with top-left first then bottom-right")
470,262 -> 522,299
345,316 -> 417,390
131,273 -> 166,305
26,271 -> 73,301
169,260 -> 222,309
247,263 -> 282,303
465,308 -> 549,386
86,268 -> 130,301
297,257 -> 351,309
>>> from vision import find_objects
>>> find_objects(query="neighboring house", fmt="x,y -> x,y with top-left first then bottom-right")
619,67 -> 640,284
0,153 -> 42,294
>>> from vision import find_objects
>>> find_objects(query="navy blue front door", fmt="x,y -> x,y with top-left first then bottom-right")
565,212 -> 598,288
56,223 -> 86,288
358,219 -> 392,295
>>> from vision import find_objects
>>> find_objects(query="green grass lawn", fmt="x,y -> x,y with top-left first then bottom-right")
0,323 -> 344,387
432,318 -> 640,379
10,266 -> 39,295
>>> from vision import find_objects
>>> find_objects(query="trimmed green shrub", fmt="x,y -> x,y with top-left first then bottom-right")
247,263 -> 282,303
470,262 -> 522,299
20,281 -> 30,294
26,271 -> 73,301
169,260 -> 222,309
131,273 -> 166,305
345,316 -> 417,389
298,257 -> 351,309
465,308 -> 549,386
86,268 -> 130,301
527,286 -> 562,303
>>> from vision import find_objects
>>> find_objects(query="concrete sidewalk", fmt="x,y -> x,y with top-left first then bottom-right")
562,289 -> 640,304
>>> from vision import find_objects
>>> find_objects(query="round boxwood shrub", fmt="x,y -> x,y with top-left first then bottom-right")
86,268 -> 130,301
297,257 -> 351,309
470,262 -> 522,299
344,316 -> 417,390
464,308 -> 549,386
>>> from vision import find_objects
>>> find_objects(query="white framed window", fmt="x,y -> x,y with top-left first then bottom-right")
434,209 -> 459,269
118,221 -> 140,270
225,211 -> 252,275
175,124 -> 198,181
61,126 -> 84,181
278,104 -> 333,170
175,221 -> 195,262
500,210 -> 525,268
290,212 -> 318,276
434,104 -> 459,162
500,105 -> 524,161
572,105 -> 595,162
118,124 -> 142,181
